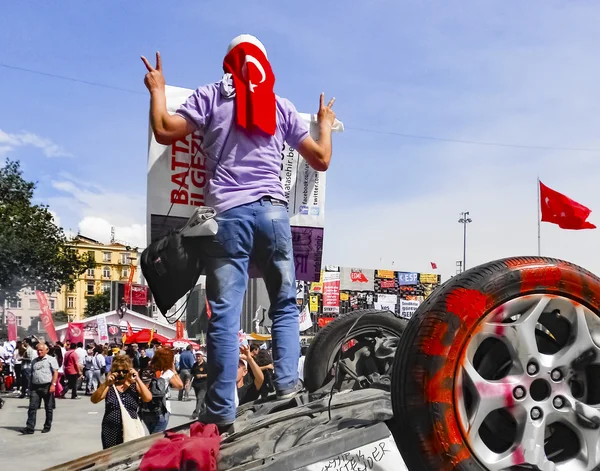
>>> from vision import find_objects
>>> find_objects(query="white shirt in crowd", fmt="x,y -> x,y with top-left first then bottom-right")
76,347 -> 86,366
161,370 -> 175,413
13,349 -> 22,365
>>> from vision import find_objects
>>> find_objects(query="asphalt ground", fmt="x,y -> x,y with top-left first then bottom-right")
0,390 -> 197,471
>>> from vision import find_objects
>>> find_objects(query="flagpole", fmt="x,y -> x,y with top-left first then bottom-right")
537,177 -> 541,256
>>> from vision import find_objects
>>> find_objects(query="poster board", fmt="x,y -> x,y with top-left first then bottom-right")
147,85 -> 343,282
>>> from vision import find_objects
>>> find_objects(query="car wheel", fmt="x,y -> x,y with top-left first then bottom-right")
392,256 -> 600,471
304,309 -> 407,392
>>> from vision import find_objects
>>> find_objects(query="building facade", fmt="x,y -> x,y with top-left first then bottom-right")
56,235 -> 141,320
4,288 -> 60,330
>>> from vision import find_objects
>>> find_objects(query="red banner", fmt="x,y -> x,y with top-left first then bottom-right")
206,298 -> 212,320
36,290 -> 58,342
175,320 -> 184,339
124,264 -> 137,301
379,279 -> 395,289
124,283 -> 148,306
318,317 -> 335,328
131,285 -> 148,305
7,310 -> 17,342
67,322 -> 85,344
322,272 -> 340,314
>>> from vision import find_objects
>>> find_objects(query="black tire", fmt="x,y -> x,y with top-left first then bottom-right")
391,256 -> 600,471
304,309 -> 408,392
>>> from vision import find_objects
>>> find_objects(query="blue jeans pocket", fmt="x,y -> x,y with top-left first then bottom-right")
272,219 -> 292,255
209,221 -> 239,257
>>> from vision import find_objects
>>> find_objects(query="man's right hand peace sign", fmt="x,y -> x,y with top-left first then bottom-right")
141,51 -> 165,94
317,92 -> 336,128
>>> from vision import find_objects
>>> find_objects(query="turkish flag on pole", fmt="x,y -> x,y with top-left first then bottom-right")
430,262 -> 438,270
540,182 -> 596,230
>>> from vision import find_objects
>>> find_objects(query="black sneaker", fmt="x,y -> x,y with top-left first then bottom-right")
42,428 -> 51,434
20,428 -> 34,435
276,382 -> 304,400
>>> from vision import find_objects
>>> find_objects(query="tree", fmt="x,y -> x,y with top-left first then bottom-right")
0,159 -> 92,306
84,291 -> 110,317
0,324 -> 27,342
52,310 -> 69,324
27,316 -> 42,337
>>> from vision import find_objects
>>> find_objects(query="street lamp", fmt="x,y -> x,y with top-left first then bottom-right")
458,212 -> 472,272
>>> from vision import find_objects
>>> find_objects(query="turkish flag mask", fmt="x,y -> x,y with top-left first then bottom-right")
223,42 -> 276,136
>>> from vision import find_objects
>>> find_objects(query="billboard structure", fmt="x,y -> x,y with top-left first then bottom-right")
146,85 -> 344,283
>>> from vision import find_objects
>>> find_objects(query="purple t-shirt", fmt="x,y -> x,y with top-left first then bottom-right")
175,82 -> 310,214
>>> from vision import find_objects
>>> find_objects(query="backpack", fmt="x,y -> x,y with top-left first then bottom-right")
140,376 -> 169,414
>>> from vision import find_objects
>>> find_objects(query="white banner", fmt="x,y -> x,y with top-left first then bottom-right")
399,300 -> 420,320
377,294 -> 397,305
147,85 -> 343,282
96,315 -> 109,343
299,304 -> 313,332
374,302 -> 396,312
306,434 -> 407,471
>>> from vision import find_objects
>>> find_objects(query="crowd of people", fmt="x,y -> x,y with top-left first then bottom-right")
0,335 -> 307,450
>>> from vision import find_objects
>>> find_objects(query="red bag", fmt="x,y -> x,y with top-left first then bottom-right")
140,423 -> 220,471
181,423 -> 220,471
5,375 -> 13,390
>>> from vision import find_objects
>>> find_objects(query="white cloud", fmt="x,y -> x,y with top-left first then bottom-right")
48,179 -> 146,249
323,172 -> 600,281
0,129 -> 72,158
48,210 -> 61,228
319,2 -> 600,280
78,216 -> 146,249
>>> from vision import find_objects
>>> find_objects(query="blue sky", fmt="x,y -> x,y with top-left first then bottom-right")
3,1 -> 600,280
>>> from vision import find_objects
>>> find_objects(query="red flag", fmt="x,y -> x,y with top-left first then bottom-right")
175,320 -> 184,339
126,321 -> 134,336
350,271 -> 369,283
124,264 -> 136,301
223,41 -> 276,136
431,262 -> 438,270
36,290 -> 58,343
540,182 -> 596,230
67,322 -> 85,344
205,298 -> 212,320
7,311 -> 17,342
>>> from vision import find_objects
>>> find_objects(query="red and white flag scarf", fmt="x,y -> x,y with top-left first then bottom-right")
223,42 -> 276,136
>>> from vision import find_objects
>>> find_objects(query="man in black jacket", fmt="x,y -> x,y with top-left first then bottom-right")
190,352 -> 208,419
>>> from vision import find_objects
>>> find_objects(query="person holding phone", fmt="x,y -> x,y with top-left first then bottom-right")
140,347 -> 184,434
91,355 -> 152,449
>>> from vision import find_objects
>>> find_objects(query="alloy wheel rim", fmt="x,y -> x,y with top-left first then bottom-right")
455,294 -> 600,471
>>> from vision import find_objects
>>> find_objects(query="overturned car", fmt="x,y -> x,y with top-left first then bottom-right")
47,257 -> 600,471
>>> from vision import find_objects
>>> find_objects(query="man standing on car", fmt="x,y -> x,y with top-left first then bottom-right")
141,34 -> 336,432
21,343 -> 59,434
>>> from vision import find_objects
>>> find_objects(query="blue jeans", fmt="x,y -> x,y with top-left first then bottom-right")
142,411 -> 170,434
202,198 -> 300,424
